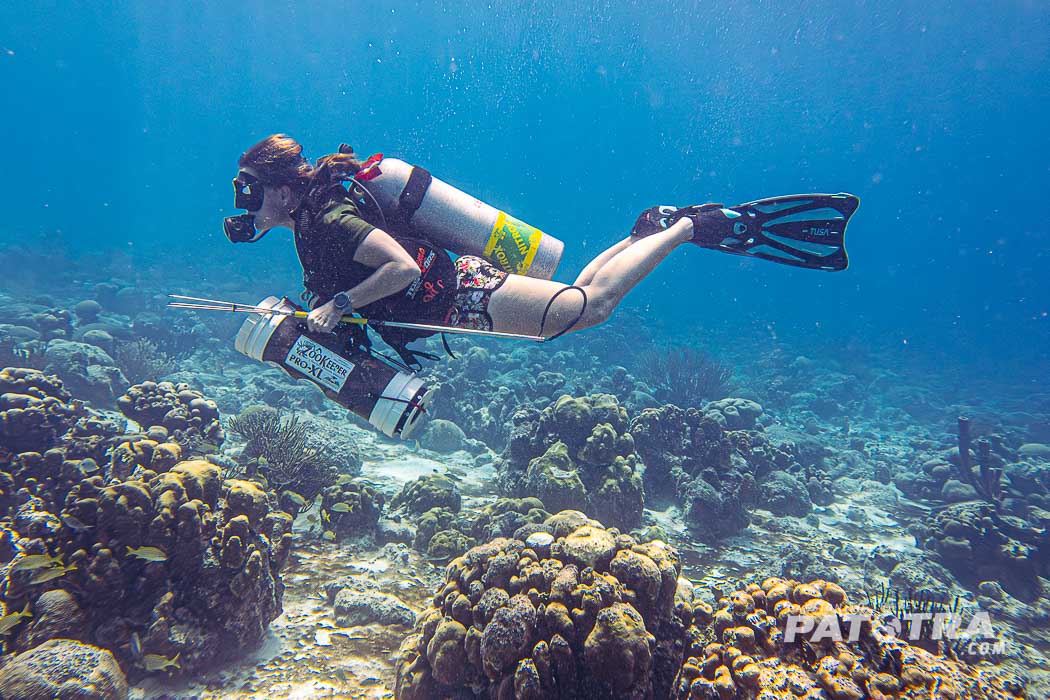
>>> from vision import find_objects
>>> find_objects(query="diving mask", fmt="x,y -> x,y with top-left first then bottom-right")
224,171 -> 267,243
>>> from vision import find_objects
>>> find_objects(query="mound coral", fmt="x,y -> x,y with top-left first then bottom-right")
674,577 -> 1024,700
412,497 -> 551,562
320,480 -> 385,539
117,380 -> 224,447
391,474 -> 462,515
394,511 -> 689,699
497,394 -> 645,529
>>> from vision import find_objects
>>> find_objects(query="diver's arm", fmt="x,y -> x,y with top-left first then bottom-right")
306,228 -> 420,333
344,228 -> 421,308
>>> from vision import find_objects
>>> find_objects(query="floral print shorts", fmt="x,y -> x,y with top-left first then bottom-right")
446,255 -> 509,331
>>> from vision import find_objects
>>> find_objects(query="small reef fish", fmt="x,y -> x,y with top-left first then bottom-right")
330,502 -> 353,513
0,604 -> 32,635
30,564 -> 76,585
285,492 -> 307,507
335,475 -> 355,486
142,652 -> 181,672
129,631 -> 143,658
10,554 -> 63,574
198,442 -> 220,453
126,546 -> 168,562
322,530 -> 336,542
61,514 -> 93,532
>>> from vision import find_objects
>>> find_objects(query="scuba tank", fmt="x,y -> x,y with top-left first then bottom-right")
351,156 -> 564,279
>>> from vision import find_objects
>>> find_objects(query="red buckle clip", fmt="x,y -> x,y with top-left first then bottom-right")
356,152 -> 384,181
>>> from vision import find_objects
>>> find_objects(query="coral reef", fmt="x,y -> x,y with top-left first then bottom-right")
410,497 -> 551,563
43,339 -> 129,407
320,480 -> 385,539
391,474 -> 462,515
0,369 -> 293,679
497,394 -> 645,529
394,511 -> 690,699
117,380 -> 224,448
673,577 -> 1024,700
630,401 -> 823,541
922,501 -> 1049,602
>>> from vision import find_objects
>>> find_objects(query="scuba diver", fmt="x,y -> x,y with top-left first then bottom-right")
224,134 -> 859,367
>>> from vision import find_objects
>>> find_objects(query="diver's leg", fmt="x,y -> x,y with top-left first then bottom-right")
572,237 -> 632,286
488,218 -> 693,337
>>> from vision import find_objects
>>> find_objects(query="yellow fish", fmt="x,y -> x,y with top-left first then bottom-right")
142,652 -> 181,672
330,502 -> 353,513
0,604 -> 32,635
62,514 -> 93,532
10,554 -> 62,574
126,546 -> 168,562
30,564 -> 76,585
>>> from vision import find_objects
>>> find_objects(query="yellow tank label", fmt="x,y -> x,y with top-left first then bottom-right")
483,212 -> 543,275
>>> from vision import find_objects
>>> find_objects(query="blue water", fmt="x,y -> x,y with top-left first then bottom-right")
2,1 -> 1048,383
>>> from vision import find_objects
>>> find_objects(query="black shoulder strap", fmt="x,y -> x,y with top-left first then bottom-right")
392,166 -> 432,229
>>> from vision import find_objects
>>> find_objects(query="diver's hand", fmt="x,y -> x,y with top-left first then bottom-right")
307,299 -> 343,333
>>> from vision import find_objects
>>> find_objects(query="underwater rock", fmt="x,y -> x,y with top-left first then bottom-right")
496,394 -> 646,529
419,419 -> 469,454
0,638 -> 129,700
78,329 -> 115,355
31,309 -> 73,342
21,589 -> 86,647
73,300 -> 103,324
1018,442 -> 1050,459
0,367 -> 78,454
43,339 -> 128,407
394,512 -> 689,699
758,470 -> 813,517
391,474 -> 462,515
631,402 -> 822,541
426,529 -> 476,561
941,478 -> 980,502
409,498 -> 550,560
333,588 -> 416,628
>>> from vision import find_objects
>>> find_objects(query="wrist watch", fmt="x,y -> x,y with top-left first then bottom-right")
332,291 -> 353,311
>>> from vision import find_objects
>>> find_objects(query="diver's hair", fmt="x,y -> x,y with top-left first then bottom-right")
238,134 -> 365,202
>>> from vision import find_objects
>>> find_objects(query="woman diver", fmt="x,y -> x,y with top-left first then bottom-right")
224,134 -> 858,360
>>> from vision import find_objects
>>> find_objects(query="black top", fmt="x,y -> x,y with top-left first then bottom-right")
292,185 -> 377,304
